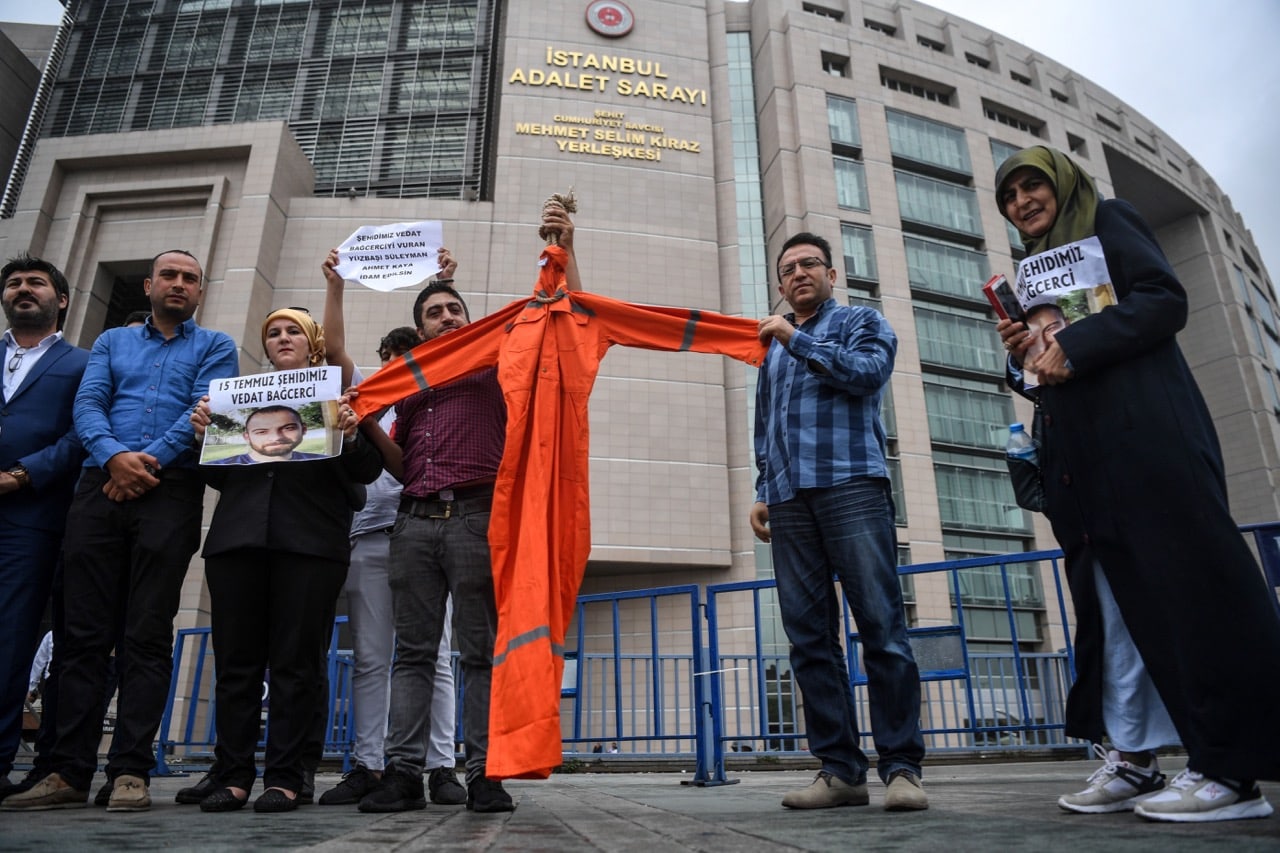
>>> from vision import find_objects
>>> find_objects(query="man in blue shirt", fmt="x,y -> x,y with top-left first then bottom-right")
751,232 -> 926,813
3,250 -> 237,813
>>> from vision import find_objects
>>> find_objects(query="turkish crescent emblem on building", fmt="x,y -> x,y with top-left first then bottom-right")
585,0 -> 635,38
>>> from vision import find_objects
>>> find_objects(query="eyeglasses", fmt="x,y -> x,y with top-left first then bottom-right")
287,306 -> 311,314
778,256 -> 829,280
7,347 -> 27,373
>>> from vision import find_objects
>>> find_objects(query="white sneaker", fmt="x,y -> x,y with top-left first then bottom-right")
1057,744 -> 1165,814
1134,768 -> 1273,823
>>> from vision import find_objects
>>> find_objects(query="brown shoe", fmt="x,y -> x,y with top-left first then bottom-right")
106,774 -> 151,812
781,771 -> 869,809
884,769 -> 928,811
0,772 -> 88,810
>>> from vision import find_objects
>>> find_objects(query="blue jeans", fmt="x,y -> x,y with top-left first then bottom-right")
386,498 -> 496,783
769,478 -> 924,785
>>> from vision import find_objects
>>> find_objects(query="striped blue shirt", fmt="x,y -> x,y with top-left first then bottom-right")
754,298 -> 896,505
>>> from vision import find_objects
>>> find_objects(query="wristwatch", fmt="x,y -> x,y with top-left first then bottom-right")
6,464 -> 30,489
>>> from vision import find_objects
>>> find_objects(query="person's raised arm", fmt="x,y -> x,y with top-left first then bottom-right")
322,248 -> 356,388
540,203 -> 581,292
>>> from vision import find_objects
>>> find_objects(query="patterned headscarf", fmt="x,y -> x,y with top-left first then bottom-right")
994,145 -> 1100,253
261,308 -> 326,366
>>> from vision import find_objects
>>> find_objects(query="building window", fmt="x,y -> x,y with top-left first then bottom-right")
1224,231 -> 1235,252
887,455 -> 907,527
1009,70 -> 1031,86
923,376 -> 1013,450
982,100 -> 1044,137
834,157 -> 870,210
964,52 -> 990,69
934,450 -> 1032,535
1243,250 -> 1261,275
886,109 -> 971,175
990,138 -> 1020,166
1233,265 -> 1252,305
1067,132 -> 1087,156
896,171 -> 983,239
904,235 -> 990,302
1250,282 -> 1277,336
946,559 -> 1045,610
827,94 -> 861,151
1050,88 -> 1069,104
1096,112 -> 1122,133
917,36 -> 946,52
913,303 -> 1004,375
1166,159 -> 1182,174
802,2 -> 843,20
822,52 -> 849,77
841,223 -> 878,282
44,0 -> 500,201
864,18 -> 896,36
880,69 -> 954,106
990,139 -> 1026,247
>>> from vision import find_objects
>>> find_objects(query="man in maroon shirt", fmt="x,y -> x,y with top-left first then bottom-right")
359,206 -> 576,814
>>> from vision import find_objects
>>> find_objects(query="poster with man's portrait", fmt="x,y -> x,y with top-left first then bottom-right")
200,367 -> 344,465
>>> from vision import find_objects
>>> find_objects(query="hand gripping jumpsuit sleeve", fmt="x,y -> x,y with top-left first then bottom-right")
353,245 -> 766,779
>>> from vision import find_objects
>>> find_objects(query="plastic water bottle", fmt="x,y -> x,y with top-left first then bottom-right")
1006,422 -> 1037,464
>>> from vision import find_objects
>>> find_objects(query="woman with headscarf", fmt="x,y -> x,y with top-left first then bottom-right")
994,146 -> 1280,823
189,308 -> 383,813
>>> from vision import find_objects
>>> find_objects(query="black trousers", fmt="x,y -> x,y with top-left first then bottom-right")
205,549 -> 346,793
52,469 -> 204,789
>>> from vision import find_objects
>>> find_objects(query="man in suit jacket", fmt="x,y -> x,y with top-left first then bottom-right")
0,254 -> 89,801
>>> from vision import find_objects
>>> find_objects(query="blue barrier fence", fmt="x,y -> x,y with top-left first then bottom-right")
155,523 -> 1280,780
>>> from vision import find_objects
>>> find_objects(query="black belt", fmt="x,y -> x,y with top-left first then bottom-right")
399,483 -> 494,520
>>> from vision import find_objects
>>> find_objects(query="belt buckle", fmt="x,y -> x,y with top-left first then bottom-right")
428,493 -> 454,519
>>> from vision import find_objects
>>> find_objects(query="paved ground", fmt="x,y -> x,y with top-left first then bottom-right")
2,758 -> 1279,851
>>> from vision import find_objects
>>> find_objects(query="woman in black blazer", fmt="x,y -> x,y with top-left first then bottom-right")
191,308 -> 382,813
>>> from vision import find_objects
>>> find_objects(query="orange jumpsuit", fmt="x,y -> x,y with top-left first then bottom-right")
353,245 -> 766,778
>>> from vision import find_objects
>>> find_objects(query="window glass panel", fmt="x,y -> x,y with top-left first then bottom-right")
913,305 -> 1005,374
834,157 -> 869,211
895,171 -> 982,236
827,94 -> 860,147
934,455 -> 1031,534
923,379 -> 1012,449
886,109 -> 970,173
886,456 -> 906,526
403,2 -> 479,49
841,224 -> 877,281
904,235 -> 989,300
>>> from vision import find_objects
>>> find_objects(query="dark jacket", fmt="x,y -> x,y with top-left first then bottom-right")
1023,199 -> 1280,780
201,433 -> 383,561
0,338 -> 89,533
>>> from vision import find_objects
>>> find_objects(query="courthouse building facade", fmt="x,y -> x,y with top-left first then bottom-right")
2,0 -> 1277,670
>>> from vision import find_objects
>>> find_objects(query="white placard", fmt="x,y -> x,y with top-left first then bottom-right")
201,366 -> 343,465
332,220 -> 445,292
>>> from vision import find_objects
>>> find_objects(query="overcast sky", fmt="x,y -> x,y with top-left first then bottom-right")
3,0 -> 1278,277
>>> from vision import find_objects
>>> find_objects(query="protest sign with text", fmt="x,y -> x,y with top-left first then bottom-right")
201,366 -> 343,465
1006,235 -> 1117,389
332,220 -> 445,291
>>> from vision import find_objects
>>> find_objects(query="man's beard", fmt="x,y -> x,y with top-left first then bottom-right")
2,298 -> 58,332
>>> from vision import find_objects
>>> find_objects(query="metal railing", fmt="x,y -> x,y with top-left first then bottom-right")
154,524 -> 1280,780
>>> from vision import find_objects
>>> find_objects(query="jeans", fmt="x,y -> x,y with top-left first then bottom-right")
52,469 -> 204,790
769,478 -> 924,785
346,530 -> 456,771
385,499 -> 496,783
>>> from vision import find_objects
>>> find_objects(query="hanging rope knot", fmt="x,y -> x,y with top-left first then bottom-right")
538,188 -> 578,245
